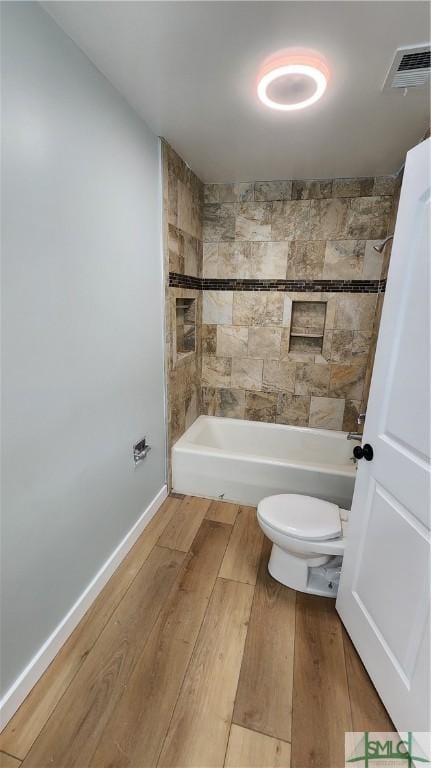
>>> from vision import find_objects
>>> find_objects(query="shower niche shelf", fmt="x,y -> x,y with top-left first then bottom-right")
176,297 -> 196,356
289,300 -> 327,354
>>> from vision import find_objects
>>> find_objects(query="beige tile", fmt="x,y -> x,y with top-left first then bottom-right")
352,330 -> 372,357
343,398 -> 362,431
291,179 -> 333,200
323,240 -> 365,279
217,325 -> 249,357
309,198 -> 349,239
271,201 -> 310,241
254,180 -> 292,201
248,327 -> 282,359
235,202 -> 272,241
332,178 -> 374,197
277,393 -> 310,426
177,179 -> 193,235
347,196 -> 392,239
286,241 -> 325,279
362,240 -> 383,279
202,355 -> 232,387
262,359 -> 296,393
335,294 -> 376,331
250,242 -> 289,279
232,358 -> 264,391
245,391 -> 278,422
202,291 -> 233,325
282,295 -> 292,327
201,324 -> 217,355
204,184 -> 219,203
183,232 -> 200,277
291,300 -> 326,335
329,330 -> 354,362
201,386 -> 246,418
218,182 -> 254,202
218,242 -> 252,278
233,292 -> 284,327
203,243 -> 218,278
329,360 -> 367,400
203,203 -> 235,242
309,396 -> 345,429
294,362 -> 330,396
373,176 -> 397,196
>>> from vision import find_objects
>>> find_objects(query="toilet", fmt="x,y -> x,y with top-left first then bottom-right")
257,494 -> 349,598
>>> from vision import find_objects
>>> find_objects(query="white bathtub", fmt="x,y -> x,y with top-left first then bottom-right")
172,415 -> 356,509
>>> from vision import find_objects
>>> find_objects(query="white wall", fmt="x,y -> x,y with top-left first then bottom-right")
1,2 -> 166,699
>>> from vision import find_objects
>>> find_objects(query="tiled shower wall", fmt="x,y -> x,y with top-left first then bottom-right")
162,141 -> 203,455
200,176 -> 399,430
163,140 -> 401,452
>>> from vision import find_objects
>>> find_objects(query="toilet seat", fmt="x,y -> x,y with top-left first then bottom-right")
257,494 -> 342,542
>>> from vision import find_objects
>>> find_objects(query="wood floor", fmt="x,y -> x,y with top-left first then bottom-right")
0,495 -> 393,768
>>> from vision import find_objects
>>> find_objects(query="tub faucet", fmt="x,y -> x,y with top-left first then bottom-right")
347,432 -> 362,441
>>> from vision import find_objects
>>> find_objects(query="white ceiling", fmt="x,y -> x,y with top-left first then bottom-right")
43,1 -> 430,183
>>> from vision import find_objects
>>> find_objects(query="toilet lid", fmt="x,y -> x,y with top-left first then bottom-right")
258,494 -> 341,541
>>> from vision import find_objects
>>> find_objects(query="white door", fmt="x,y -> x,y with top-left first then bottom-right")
336,138 -> 430,732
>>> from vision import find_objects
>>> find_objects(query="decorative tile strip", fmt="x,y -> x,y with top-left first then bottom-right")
169,272 -> 386,293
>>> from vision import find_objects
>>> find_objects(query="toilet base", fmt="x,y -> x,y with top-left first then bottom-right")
267,544 -> 341,598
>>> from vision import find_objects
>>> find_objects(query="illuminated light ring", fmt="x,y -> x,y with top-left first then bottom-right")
257,64 -> 327,111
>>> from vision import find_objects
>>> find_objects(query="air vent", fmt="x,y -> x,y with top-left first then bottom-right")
383,45 -> 431,90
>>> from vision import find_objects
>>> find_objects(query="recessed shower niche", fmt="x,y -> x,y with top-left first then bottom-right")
175,297 -> 196,355
289,300 -> 327,354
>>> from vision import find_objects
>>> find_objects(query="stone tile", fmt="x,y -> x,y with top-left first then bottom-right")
309,396 -> 345,430
309,199 -> 349,239
347,196 -> 392,239
286,241 -> 325,279
250,242 -> 289,279
248,327 -> 282,358
203,203 -> 235,242
217,325 -> 249,357
202,355 -> 232,387
218,243 -> 252,278
291,179 -> 333,200
362,240 -> 383,279
291,300 -> 326,334
271,201 -> 310,241
332,178 -> 374,197
282,296 -> 292,327
329,330 -> 354,362
254,180 -> 292,201
342,399 -> 361,432
203,243 -> 218,278
329,360 -> 367,400
231,357 -> 264,391
373,176 -> 397,196
201,324 -> 217,355
167,169 -> 178,227
177,179 -> 193,235
294,362 -> 330,396
202,291 -> 233,325
245,391 -> 278,422
352,330 -> 372,358
262,359 -> 296,393
233,292 -> 284,326
235,202 -> 272,241
324,295 -> 338,330
204,184 -> 219,203
276,393 -> 310,426
168,224 -> 185,274
184,232 -> 200,277
335,294 -> 376,331
323,240 -> 365,279
218,182 -> 254,202
201,386 -> 245,418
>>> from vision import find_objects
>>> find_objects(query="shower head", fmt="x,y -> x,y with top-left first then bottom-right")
373,234 -> 394,253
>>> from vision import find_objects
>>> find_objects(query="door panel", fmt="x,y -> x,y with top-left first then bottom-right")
337,138 -> 430,732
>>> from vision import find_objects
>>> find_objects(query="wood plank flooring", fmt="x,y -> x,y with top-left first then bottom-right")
1,494 -> 394,768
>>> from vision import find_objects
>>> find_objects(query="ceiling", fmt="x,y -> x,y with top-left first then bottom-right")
43,1 -> 430,183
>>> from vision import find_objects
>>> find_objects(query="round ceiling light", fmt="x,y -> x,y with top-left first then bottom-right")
257,60 -> 328,111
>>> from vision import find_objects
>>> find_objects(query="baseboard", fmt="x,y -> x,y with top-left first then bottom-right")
0,483 -> 168,729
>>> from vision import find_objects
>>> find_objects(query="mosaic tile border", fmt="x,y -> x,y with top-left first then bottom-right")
169,272 -> 386,293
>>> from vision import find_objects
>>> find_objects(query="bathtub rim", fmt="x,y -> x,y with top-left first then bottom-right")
173,415 -> 357,480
